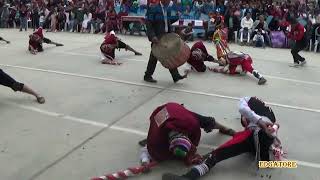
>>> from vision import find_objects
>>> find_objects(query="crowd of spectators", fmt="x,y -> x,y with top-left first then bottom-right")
0,0 -> 320,49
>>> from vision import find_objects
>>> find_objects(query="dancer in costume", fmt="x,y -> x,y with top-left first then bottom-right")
210,24 -> 267,85
162,97 -> 285,180
139,102 -> 236,171
100,30 -> 142,65
185,41 -> 217,73
28,27 -> 64,54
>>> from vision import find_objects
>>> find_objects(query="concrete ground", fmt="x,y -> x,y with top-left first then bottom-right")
0,29 -> 320,180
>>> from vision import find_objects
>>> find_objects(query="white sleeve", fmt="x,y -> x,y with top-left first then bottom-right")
140,146 -> 151,164
241,18 -> 245,28
238,97 -> 262,124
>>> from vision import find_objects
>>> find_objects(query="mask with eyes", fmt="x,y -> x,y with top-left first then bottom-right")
191,48 -> 206,61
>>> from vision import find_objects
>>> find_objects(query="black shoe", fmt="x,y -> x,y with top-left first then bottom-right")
56,43 -> 64,46
162,173 -> 190,180
258,77 -> 267,85
144,76 -> 157,83
138,139 -> 147,147
173,74 -> 187,83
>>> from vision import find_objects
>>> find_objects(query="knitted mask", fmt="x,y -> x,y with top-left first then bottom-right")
169,132 -> 192,158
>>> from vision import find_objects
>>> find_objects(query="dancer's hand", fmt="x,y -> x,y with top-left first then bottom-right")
186,154 -> 203,165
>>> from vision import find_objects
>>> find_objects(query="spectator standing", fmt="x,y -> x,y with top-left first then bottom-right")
1,3 -> 10,28
31,0 -> 40,31
19,3 -> 28,31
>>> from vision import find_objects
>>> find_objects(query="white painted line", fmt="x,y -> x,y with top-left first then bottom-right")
1,64 -> 320,113
56,51 -> 320,86
264,75 -> 320,86
8,102 -> 109,128
4,102 -> 320,169
111,126 -> 147,136
59,51 -> 146,62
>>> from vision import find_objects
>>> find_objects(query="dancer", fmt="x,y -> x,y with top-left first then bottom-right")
100,30 -> 142,65
185,41 -> 217,73
0,69 -> 45,104
28,27 -> 63,55
0,37 -> 10,44
139,102 -> 236,171
210,30 -> 267,85
287,18 -> 307,67
162,97 -> 284,180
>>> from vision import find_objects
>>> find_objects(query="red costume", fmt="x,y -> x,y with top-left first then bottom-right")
29,28 -> 44,51
147,102 -> 201,162
100,32 -> 118,59
287,23 -> 305,41
187,41 -> 209,72
226,52 -> 254,74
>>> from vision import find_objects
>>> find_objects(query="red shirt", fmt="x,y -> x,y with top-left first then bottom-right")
288,23 -> 305,41
187,41 -> 208,72
147,103 -> 201,162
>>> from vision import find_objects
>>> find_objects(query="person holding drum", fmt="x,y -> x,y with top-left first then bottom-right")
144,0 -> 187,83
100,30 -> 142,65
28,27 -> 64,55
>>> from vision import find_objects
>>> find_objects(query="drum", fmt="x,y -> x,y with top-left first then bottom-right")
152,33 -> 190,69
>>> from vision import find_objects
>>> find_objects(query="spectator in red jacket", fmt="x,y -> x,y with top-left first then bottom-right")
287,18 -> 307,67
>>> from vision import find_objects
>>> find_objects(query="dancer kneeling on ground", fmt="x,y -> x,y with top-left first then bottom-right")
184,41 -> 218,74
28,27 -> 63,55
0,69 -> 45,104
0,37 -> 10,44
100,30 -> 142,65
162,97 -> 285,180
138,102 -> 236,172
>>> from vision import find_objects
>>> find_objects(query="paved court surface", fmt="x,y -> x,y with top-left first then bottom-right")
1,29 -> 320,180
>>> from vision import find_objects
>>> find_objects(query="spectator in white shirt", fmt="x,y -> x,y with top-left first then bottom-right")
240,12 -> 253,43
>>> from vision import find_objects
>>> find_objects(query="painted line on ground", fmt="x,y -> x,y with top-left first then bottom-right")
56,51 -> 320,86
4,101 -> 320,169
1,64 -> 320,113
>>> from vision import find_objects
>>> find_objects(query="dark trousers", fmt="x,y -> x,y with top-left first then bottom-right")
208,130 -> 274,165
0,69 -> 24,91
32,14 -> 39,30
145,43 -> 181,81
291,39 -> 307,64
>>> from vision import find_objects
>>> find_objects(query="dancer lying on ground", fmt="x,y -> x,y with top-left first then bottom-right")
209,26 -> 267,85
184,41 -> 218,73
138,102 -> 236,172
162,97 -> 285,180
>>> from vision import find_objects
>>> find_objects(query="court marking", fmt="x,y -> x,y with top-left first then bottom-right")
1,63 -> 320,113
4,101 -> 320,169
